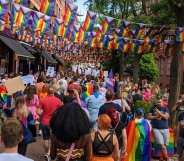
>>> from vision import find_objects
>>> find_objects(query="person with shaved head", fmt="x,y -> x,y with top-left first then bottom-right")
38,86 -> 63,161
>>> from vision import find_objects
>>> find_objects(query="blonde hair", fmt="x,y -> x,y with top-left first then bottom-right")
98,114 -> 112,130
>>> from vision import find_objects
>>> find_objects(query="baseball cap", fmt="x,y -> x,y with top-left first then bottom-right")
135,108 -> 144,116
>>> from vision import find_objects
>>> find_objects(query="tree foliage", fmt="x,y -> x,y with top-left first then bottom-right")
139,54 -> 159,82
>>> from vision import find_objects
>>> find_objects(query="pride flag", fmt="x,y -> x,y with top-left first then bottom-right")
0,20 -> 5,31
0,85 -> 7,103
83,11 -> 97,31
63,2 -> 78,25
119,21 -> 131,37
176,27 -> 184,43
32,11 -> 51,32
163,40 -> 175,56
14,0 -> 28,6
69,25 -> 80,43
105,69 -> 114,92
11,3 -> 31,28
135,40 -> 145,55
53,18 -> 63,36
101,16 -> 114,35
118,38 -> 130,53
135,23 -> 145,39
39,0 -> 55,16
122,119 -> 151,161
0,0 -> 8,18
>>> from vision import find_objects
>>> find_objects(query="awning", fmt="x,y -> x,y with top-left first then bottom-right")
53,55 -> 66,65
22,43 -> 37,53
0,35 -> 35,59
41,51 -> 58,64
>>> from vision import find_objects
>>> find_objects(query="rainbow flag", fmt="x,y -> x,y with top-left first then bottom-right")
83,11 -> 96,31
101,16 -> 114,35
11,25 -> 19,34
63,2 -> 78,25
144,36 -> 152,45
11,3 -> 31,28
84,83 -> 93,95
145,41 -> 159,54
39,0 -> 55,16
0,85 -> 7,103
135,23 -> 145,39
128,30 -> 136,39
135,40 -> 145,55
119,21 -> 131,37
53,18 -> 63,36
176,27 -> 184,43
122,119 -> 151,161
14,0 -> 28,6
162,40 -> 175,56
68,25 -> 79,42
118,38 -> 130,53
151,129 -> 174,157
145,26 -> 159,37
32,11 -> 51,32
0,0 -> 8,18
0,20 -> 5,31
61,24 -> 71,38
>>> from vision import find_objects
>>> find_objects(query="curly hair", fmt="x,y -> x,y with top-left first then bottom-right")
50,103 -> 91,143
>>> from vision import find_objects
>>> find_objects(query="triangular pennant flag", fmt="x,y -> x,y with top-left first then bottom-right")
40,0 -> 55,16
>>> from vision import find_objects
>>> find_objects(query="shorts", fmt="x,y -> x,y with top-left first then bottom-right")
177,137 -> 184,156
153,128 -> 170,145
41,124 -> 51,140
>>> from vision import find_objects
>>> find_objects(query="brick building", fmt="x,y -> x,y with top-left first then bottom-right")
145,0 -> 184,91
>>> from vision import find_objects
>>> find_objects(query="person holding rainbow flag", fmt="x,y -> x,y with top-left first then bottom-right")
122,108 -> 152,161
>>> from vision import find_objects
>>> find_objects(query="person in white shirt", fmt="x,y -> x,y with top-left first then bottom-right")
0,119 -> 33,161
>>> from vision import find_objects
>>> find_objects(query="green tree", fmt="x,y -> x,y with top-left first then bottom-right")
139,54 -> 159,82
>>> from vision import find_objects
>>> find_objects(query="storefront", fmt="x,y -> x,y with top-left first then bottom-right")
0,35 -> 35,75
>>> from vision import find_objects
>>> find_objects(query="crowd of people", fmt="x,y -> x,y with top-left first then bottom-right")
0,71 -> 183,161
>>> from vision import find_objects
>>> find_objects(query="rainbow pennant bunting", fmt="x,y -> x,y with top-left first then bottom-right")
122,119 -> 151,161
134,40 -> 145,55
101,16 -> 114,35
0,0 -> 8,18
63,2 -> 78,25
32,11 -> 51,32
145,41 -> 159,54
176,27 -> 184,43
14,0 -> 28,6
119,21 -> 131,37
39,0 -> 55,16
70,25 -> 80,43
135,23 -> 145,39
83,11 -> 97,31
163,40 -> 175,56
144,36 -> 152,45
145,26 -> 159,37
118,38 -> 130,53
53,18 -> 63,36
11,3 -> 31,28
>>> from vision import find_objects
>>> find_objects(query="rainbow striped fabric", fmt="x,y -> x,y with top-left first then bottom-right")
0,85 -> 7,103
14,0 -> 28,6
118,38 -> 130,53
0,0 -> 8,18
0,20 -> 5,31
101,16 -> 114,35
135,23 -> 145,39
83,11 -> 96,31
32,11 -> 51,33
163,40 -> 175,56
151,129 -> 174,157
39,0 -> 55,16
122,119 -> 151,161
63,2 -> 78,25
119,21 -> 131,37
176,27 -> 184,43
53,18 -> 63,36
11,3 -> 31,28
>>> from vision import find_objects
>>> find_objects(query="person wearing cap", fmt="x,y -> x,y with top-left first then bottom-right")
85,85 -> 105,130
122,108 -> 151,161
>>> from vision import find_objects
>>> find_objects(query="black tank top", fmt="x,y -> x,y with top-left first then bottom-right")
93,131 -> 114,157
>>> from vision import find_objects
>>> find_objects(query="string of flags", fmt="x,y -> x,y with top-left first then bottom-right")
0,0 -> 183,61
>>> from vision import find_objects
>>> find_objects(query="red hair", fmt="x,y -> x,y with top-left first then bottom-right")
98,114 -> 112,129
106,107 -> 119,126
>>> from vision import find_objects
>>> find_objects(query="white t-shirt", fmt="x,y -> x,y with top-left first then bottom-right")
0,153 -> 33,161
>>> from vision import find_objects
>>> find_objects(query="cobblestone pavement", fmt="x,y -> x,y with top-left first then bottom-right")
0,135 -> 179,161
